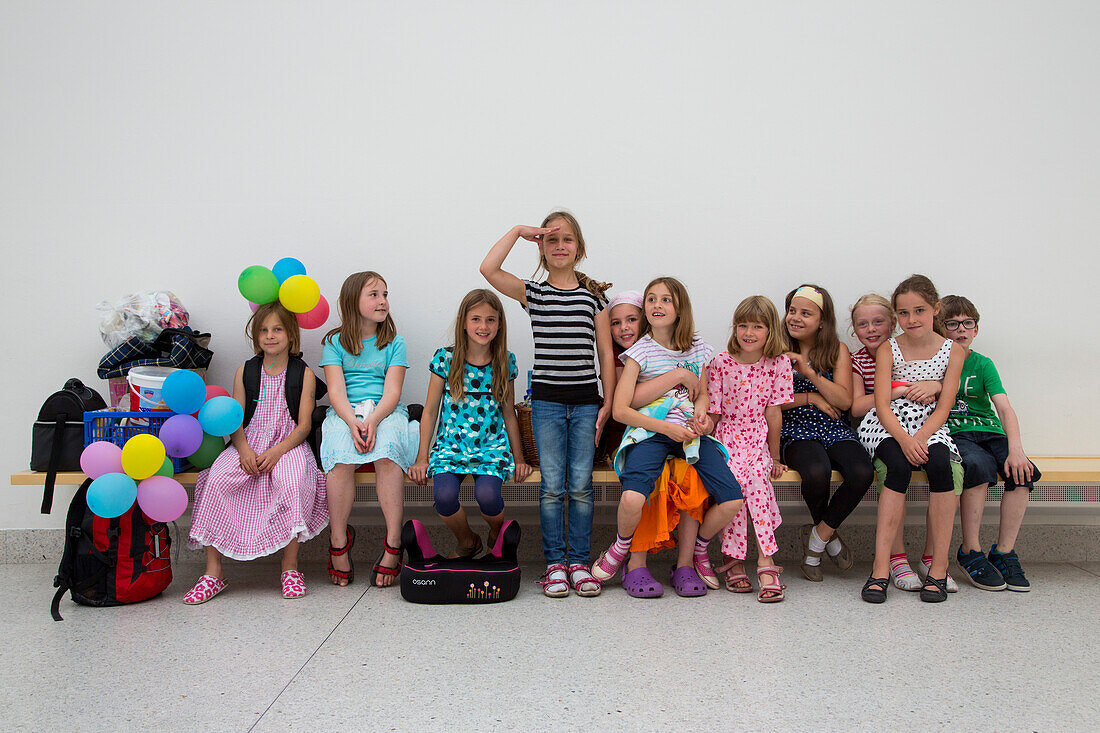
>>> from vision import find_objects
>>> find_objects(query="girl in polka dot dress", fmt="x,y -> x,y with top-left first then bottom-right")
410,290 -> 531,558
858,275 -> 966,604
707,296 -> 794,602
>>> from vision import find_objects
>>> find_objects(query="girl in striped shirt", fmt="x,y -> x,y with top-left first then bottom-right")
480,211 -> 616,598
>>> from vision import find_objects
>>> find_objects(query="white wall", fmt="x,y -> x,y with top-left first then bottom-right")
3,1 -> 1097,529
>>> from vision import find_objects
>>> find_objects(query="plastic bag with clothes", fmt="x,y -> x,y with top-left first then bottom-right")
97,291 -> 190,348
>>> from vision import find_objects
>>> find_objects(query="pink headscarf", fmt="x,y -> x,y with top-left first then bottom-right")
607,290 -> 643,312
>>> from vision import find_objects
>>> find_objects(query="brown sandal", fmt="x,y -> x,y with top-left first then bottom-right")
756,565 -> 786,603
371,537 -> 403,587
328,525 -> 356,586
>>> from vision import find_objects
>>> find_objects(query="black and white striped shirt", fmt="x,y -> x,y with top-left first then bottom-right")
523,280 -> 607,405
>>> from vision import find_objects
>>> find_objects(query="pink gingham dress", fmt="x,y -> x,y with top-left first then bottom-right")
188,367 -> 328,560
707,352 -> 794,560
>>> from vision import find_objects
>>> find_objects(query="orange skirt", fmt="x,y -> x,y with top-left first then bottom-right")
629,458 -> 712,553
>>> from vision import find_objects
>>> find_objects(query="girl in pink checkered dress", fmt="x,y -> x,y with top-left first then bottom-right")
185,303 -> 329,604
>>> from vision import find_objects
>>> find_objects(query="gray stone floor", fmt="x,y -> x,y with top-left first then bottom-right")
3,558 -> 1099,731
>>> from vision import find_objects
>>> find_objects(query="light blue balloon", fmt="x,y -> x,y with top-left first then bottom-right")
271,257 -> 307,284
162,370 -> 207,415
198,396 -> 244,437
87,473 -> 138,518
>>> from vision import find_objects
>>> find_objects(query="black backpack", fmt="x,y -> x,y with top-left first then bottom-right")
51,479 -> 173,621
32,378 -> 107,514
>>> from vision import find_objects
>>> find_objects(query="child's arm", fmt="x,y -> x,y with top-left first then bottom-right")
229,365 -> 259,476
690,367 -> 712,435
991,393 -> 1035,486
903,380 -> 943,405
479,225 -> 559,306
851,372 -> 875,418
409,374 -> 445,486
594,308 -> 617,444
613,358 -> 697,442
631,367 -> 701,407
324,364 -> 368,453
362,365 -> 407,454
765,404 -> 786,479
502,380 -> 533,482
910,342 -> 966,459
256,369 -> 316,473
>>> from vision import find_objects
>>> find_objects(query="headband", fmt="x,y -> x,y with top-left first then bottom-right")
792,285 -> 824,311
608,290 -> 643,312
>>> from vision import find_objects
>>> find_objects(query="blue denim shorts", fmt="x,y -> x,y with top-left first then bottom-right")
954,431 -> 1040,492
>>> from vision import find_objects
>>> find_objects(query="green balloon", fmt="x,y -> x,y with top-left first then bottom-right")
154,456 -> 174,477
238,265 -> 279,304
187,432 -> 227,469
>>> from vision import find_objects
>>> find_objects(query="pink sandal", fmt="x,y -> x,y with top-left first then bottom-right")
756,565 -> 786,603
281,570 -> 307,599
539,563 -> 570,598
183,575 -> 227,605
568,564 -> 602,597
694,551 -> 720,590
716,557 -> 753,593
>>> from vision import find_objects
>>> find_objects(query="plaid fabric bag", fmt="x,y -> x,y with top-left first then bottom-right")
97,327 -> 213,379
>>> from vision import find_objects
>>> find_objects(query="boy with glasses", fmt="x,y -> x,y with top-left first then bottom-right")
942,296 -> 1041,592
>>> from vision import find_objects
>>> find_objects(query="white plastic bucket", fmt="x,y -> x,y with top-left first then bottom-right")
127,366 -> 177,411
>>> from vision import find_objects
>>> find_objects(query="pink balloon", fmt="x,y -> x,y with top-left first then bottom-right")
205,385 -> 232,401
80,441 -> 124,479
248,301 -> 259,312
136,476 -> 189,523
297,295 -> 330,329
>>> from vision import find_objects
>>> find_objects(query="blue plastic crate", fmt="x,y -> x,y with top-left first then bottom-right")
83,411 -> 188,473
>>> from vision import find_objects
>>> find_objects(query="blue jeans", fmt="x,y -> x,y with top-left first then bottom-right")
531,399 -> 598,566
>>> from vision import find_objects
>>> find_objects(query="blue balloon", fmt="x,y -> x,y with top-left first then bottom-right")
87,472 -> 138,518
198,395 -> 244,437
271,257 -> 307,284
162,370 -> 207,415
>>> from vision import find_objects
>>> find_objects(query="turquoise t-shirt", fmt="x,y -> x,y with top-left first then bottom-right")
319,334 -> 408,404
948,350 -> 1006,436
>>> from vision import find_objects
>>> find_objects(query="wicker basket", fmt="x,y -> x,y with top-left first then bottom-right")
516,404 -> 539,467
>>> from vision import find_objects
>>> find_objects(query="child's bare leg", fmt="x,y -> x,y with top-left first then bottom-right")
959,483 -> 989,552
625,550 -> 648,572
872,489 -> 906,578
676,512 -> 700,569
997,488 -> 1030,552
441,505 -> 478,556
926,491 -> 957,579
204,545 -> 224,579
813,520 -> 834,543
281,537 -> 300,573
616,491 -> 646,538
700,499 -> 742,539
374,459 -> 405,585
891,514 -> 907,555
326,463 -> 356,584
483,511 -> 505,549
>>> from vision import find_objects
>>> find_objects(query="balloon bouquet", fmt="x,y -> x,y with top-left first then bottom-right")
81,361 -> 246,522
238,257 -> 329,327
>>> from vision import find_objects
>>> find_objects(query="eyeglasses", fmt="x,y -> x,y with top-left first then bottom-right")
944,319 -> 977,331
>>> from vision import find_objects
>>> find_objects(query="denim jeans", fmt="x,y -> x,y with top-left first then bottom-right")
531,399 -> 598,566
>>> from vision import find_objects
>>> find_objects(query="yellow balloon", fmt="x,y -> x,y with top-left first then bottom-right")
121,433 -> 166,480
279,275 -> 321,314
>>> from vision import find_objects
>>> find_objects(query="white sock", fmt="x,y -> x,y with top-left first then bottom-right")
806,527 -> 826,566
825,536 -> 843,557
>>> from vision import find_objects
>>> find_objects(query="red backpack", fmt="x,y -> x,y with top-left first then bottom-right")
51,479 -> 173,621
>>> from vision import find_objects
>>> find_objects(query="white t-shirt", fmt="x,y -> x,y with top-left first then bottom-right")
620,334 -> 714,426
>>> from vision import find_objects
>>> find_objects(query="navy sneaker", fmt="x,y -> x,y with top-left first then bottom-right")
956,545 -> 1006,591
989,545 -> 1030,592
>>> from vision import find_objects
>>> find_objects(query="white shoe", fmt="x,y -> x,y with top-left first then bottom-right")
917,558 -> 958,593
889,563 -> 922,591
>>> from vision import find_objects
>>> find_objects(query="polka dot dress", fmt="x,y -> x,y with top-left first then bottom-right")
427,347 -> 518,481
858,338 -> 958,458
779,367 -> 860,454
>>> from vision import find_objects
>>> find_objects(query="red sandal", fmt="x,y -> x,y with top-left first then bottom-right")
372,537 -> 403,587
328,525 -> 356,586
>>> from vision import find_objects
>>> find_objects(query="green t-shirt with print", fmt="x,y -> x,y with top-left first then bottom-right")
948,350 -> 1005,435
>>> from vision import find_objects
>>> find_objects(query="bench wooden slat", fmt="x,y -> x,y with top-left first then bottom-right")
10,457 -> 1100,487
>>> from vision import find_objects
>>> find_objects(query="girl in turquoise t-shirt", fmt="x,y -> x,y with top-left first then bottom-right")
320,271 -> 418,588
410,290 -> 531,557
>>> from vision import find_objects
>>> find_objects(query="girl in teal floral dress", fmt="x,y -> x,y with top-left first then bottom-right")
410,290 -> 532,556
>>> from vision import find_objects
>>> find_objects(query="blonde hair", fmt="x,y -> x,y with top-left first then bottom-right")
848,293 -> 895,336
728,296 -> 785,358
322,271 -> 397,354
532,211 -> 612,300
247,302 -> 301,357
783,283 -> 841,374
892,274 -> 945,337
643,276 -> 696,352
448,289 -> 510,405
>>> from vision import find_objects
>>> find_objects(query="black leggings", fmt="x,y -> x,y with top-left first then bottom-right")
874,438 -> 954,494
784,439 -> 873,530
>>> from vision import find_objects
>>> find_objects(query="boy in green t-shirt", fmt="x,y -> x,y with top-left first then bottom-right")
943,295 -> 1040,592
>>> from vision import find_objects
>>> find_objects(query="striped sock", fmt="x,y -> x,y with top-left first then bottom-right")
693,535 -> 712,563
890,553 -> 916,580
605,533 -> 633,566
